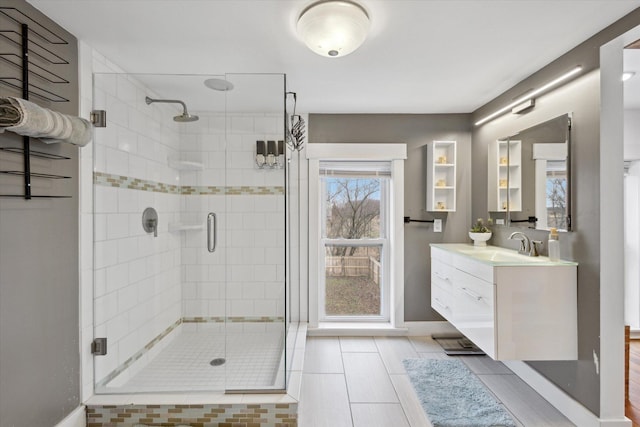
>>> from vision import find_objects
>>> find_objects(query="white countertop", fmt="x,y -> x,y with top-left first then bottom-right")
431,243 -> 578,266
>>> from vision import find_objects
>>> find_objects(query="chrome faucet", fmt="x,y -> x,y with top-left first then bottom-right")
509,231 -> 531,255
509,231 -> 542,256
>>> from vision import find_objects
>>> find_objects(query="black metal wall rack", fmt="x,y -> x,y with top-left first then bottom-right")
0,6 -> 74,199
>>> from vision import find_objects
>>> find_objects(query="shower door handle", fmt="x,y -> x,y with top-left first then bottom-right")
207,212 -> 217,253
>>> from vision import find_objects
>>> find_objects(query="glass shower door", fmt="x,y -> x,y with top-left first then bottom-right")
92,72 -> 231,393
92,72 -> 287,394
223,73 -> 287,391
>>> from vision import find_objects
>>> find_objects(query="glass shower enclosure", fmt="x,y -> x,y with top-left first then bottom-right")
91,72 -> 290,393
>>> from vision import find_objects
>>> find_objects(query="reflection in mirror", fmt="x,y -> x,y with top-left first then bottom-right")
488,113 -> 572,231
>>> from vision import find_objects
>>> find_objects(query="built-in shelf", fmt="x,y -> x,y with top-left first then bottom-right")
168,158 -> 204,171
489,139 -> 521,212
426,140 -> 456,212
168,222 -> 204,232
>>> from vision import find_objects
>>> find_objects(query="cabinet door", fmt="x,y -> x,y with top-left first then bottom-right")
453,269 -> 496,358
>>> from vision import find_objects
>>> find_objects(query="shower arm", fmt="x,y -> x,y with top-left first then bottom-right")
145,96 -> 190,114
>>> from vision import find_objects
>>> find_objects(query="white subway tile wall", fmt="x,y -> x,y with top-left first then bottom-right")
180,112 -> 285,323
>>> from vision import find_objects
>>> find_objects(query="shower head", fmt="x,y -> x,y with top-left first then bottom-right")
173,112 -> 199,123
145,96 -> 199,122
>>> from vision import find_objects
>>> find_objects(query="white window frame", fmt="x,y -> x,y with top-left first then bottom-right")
307,143 -> 407,328
319,174 -> 390,322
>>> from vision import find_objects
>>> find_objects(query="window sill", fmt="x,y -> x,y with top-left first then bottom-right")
307,322 -> 408,336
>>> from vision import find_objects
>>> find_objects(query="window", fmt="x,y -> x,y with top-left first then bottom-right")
545,160 -> 568,230
307,143 -> 406,328
319,162 -> 390,321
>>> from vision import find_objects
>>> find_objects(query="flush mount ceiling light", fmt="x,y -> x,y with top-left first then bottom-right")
623,71 -> 636,82
297,0 -> 370,58
204,78 -> 234,91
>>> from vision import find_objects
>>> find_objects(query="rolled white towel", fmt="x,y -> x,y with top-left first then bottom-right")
0,96 -> 92,146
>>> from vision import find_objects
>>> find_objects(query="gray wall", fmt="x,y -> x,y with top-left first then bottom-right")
472,7 -> 640,416
0,1 -> 80,425
309,114 -> 471,320
473,71 -> 601,415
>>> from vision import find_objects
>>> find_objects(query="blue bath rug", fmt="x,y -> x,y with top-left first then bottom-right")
402,358 -> 516,427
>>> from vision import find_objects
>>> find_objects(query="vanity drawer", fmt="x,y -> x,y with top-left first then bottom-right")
431,281 -> 453,319
431,257 -> 455,320
452,255 -> 494,283
453,269 -> 496,357
431,246 -> 454,265
431,258 -> 455,291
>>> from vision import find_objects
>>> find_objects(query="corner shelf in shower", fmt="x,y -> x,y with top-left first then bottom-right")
168,158 -> 204,171
168,222 -> 204,232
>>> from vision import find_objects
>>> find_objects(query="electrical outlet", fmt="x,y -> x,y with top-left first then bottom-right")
496,219 -> 505,225
434,219 -> 442,232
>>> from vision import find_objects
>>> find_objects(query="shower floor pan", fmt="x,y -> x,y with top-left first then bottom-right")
106,329 -> 285,393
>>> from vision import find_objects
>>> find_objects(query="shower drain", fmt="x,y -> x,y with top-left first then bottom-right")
210,358 -> 226,366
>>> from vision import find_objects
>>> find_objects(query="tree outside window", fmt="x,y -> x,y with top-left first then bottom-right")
323,177 -> 384,316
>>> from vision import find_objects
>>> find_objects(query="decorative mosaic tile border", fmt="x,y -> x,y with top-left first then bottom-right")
94,172 -> 180,194
97,317 -> 285,388
95,172 -> 284,195
181,185 -> 283,195
182,316 -> 225,324
86,403 -> 297,427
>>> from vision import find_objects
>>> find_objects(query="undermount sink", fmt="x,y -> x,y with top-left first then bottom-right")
433,243 -> 576,266
458,247 -> 546,263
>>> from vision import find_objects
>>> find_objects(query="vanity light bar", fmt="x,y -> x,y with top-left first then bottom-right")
475,66 -> 583,126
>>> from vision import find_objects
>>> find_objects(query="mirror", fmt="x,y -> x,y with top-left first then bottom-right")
488,113 -> 572,231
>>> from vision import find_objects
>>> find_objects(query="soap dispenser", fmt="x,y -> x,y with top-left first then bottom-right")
548,227 -> 560,261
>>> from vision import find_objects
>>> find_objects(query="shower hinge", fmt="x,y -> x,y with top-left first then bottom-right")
91,337 -> 107,356
90,110 -> 107,127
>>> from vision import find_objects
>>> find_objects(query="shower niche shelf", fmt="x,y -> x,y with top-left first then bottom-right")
168,158 -> 204,171
168,222 -> 204,232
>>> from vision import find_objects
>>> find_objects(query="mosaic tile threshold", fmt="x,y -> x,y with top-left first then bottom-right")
86,403 -> 297,427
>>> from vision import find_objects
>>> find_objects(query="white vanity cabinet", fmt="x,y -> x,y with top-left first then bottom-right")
431,244 -> 577,360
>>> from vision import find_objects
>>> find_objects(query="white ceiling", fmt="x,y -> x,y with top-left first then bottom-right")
27,0 -> 640,114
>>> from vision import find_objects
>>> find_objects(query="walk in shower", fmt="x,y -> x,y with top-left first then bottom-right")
91,72 -> 297,393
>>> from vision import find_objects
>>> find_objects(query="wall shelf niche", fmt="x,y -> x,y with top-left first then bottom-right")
489,139 -> 522,212
426,140 -> 456,212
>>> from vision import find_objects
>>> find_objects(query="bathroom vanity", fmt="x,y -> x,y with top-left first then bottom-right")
431,243 -> 577,360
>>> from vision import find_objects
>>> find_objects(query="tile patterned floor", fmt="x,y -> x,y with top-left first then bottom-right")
298,336 -> 576,427
111,330 -> 284,392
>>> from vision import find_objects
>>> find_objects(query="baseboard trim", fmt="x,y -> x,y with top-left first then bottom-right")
504,361 -> 631,427
308,322 -> 408,336
306,321 -> 457,337
55,405 -> 86,427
